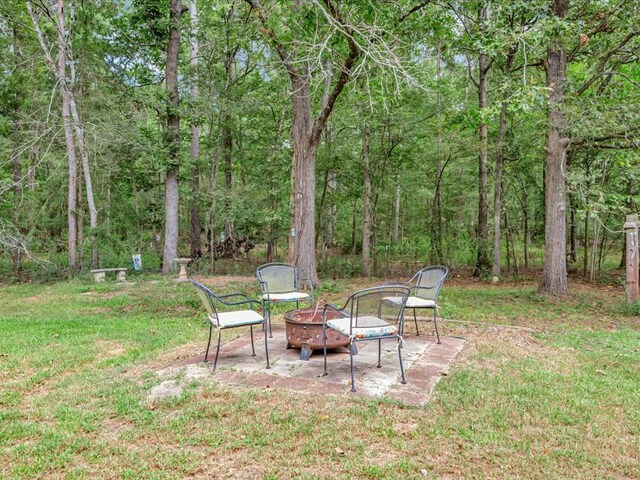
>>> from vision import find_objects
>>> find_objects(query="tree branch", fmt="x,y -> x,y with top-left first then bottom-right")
309,0 -> 361,146
574,30 -> 639,97
242,0 -> 298,78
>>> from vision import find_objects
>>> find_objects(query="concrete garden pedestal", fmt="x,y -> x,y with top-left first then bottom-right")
175,258 -> 191,282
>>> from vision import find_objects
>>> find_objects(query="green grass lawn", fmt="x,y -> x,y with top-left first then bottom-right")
1,276 -> 638,478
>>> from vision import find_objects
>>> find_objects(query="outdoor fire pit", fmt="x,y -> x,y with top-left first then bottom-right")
284,305 -> 350,360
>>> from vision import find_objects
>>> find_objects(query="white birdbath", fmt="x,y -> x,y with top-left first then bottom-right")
175,258 -> 191,282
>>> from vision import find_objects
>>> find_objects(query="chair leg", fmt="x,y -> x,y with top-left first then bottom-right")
212,330 -> 222,372
204,323 -> 213,362
413,309 -> 420,336
350,341 -> 356,392
433,307 -> 441,344
398,336 -> 407,385
268,303 -> 273,338
250,325 -> 256,356
264,321 -> 271,369
377,339 -> 382,368
322,322 -> 328,376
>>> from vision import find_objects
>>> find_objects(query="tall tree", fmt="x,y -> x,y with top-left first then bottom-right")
189,0 -> 202,259
162,0 -> 183,273
361,120 -> 372,276
243,0 -> 431,284
27,0 -> 78,270
473,6 -> 491,277
540,0 -> 569,295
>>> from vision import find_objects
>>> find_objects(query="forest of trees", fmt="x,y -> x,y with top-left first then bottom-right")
0,0 -> 639,295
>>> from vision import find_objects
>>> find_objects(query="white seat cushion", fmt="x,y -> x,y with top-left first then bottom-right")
211,310 -> 264,328
327,316 -> 398,339
262,292 -> 310,302
383,296 -> 435,308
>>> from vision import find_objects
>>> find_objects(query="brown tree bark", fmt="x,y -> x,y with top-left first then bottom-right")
492,52 -> 515,278
540,0 -> 570,295
362,121 -> 372,276
245,0 -> 361,285
474,7 -> 490,277
162,0 -> 183,273
222,113 -> 234,239
288,71 -> 319,284
11,109 -> 22,272
189,0 -> 202,259
430,39 -> 444,264
11,26 -> 22,272
392,175 -> 401,244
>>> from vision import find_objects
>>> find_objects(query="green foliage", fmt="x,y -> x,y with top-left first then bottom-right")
0,0 -> 637,280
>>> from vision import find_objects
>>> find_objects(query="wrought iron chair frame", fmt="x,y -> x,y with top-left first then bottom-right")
190,280 -> 270,372
321,285 -> 411,392
256,263 -> 314,338
390,266 -> 448,343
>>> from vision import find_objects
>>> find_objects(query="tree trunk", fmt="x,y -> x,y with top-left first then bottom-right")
492,100 -> 507,278
69,95 -> 99,268
492,52 -> 514,277
11,109 -> 22,273
11,26 -> 22,272
351,198 -> 358,256
569,192 -> 577,263
392,175 -> 401,244
222,113 -> 233,239
76,164 -> 84,268
504,210 -> 511,272
326,171 -> 337,248
474,10 -> 490,277
431,38 -> 444,264
522,186 -> 530,268
583,207 -> 589,278
189,0 -> 202,259
362,121 -> 372,276
540,0 -> 569,295
288,72 -> 319,285
55,0 -> 78,270
162,0 -> 183,273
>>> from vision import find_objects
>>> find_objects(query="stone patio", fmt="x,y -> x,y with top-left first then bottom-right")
158,325 -> 466,406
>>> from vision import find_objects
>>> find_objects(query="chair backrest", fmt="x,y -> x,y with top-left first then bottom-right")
190,280 -> 220,326
344,285 -> 410,330
256,263 -> 297,293
413,266 -> 448,301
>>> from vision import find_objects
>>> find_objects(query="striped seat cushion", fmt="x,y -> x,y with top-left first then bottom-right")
327,316 -> 398,339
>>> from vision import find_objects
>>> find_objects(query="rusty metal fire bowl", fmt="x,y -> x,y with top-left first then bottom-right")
284,305 -> 350,361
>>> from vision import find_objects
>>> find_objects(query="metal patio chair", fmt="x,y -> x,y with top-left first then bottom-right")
190,280 -> 270,372
256,263 -> 314,338
322,285 -> 410,392
384,266 -> 448,343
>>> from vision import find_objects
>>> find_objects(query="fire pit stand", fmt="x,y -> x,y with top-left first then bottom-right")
284,305 -> 350,360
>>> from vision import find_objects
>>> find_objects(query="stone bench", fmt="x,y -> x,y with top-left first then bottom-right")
90,268 -> 127,283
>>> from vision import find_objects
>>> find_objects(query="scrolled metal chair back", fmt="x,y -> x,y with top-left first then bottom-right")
256,263 -> 297,293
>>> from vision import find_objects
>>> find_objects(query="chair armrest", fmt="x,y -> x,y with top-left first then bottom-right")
322,303 -> 344,322
218,292 -> 251,302
258,280 -> 269,294
218,298 -> 263,310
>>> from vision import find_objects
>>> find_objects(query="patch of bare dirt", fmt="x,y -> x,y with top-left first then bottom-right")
122,341 -> 204,380
445,323 -> 577,376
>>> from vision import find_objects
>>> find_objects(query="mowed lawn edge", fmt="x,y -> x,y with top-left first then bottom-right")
0,278 -> 638,478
